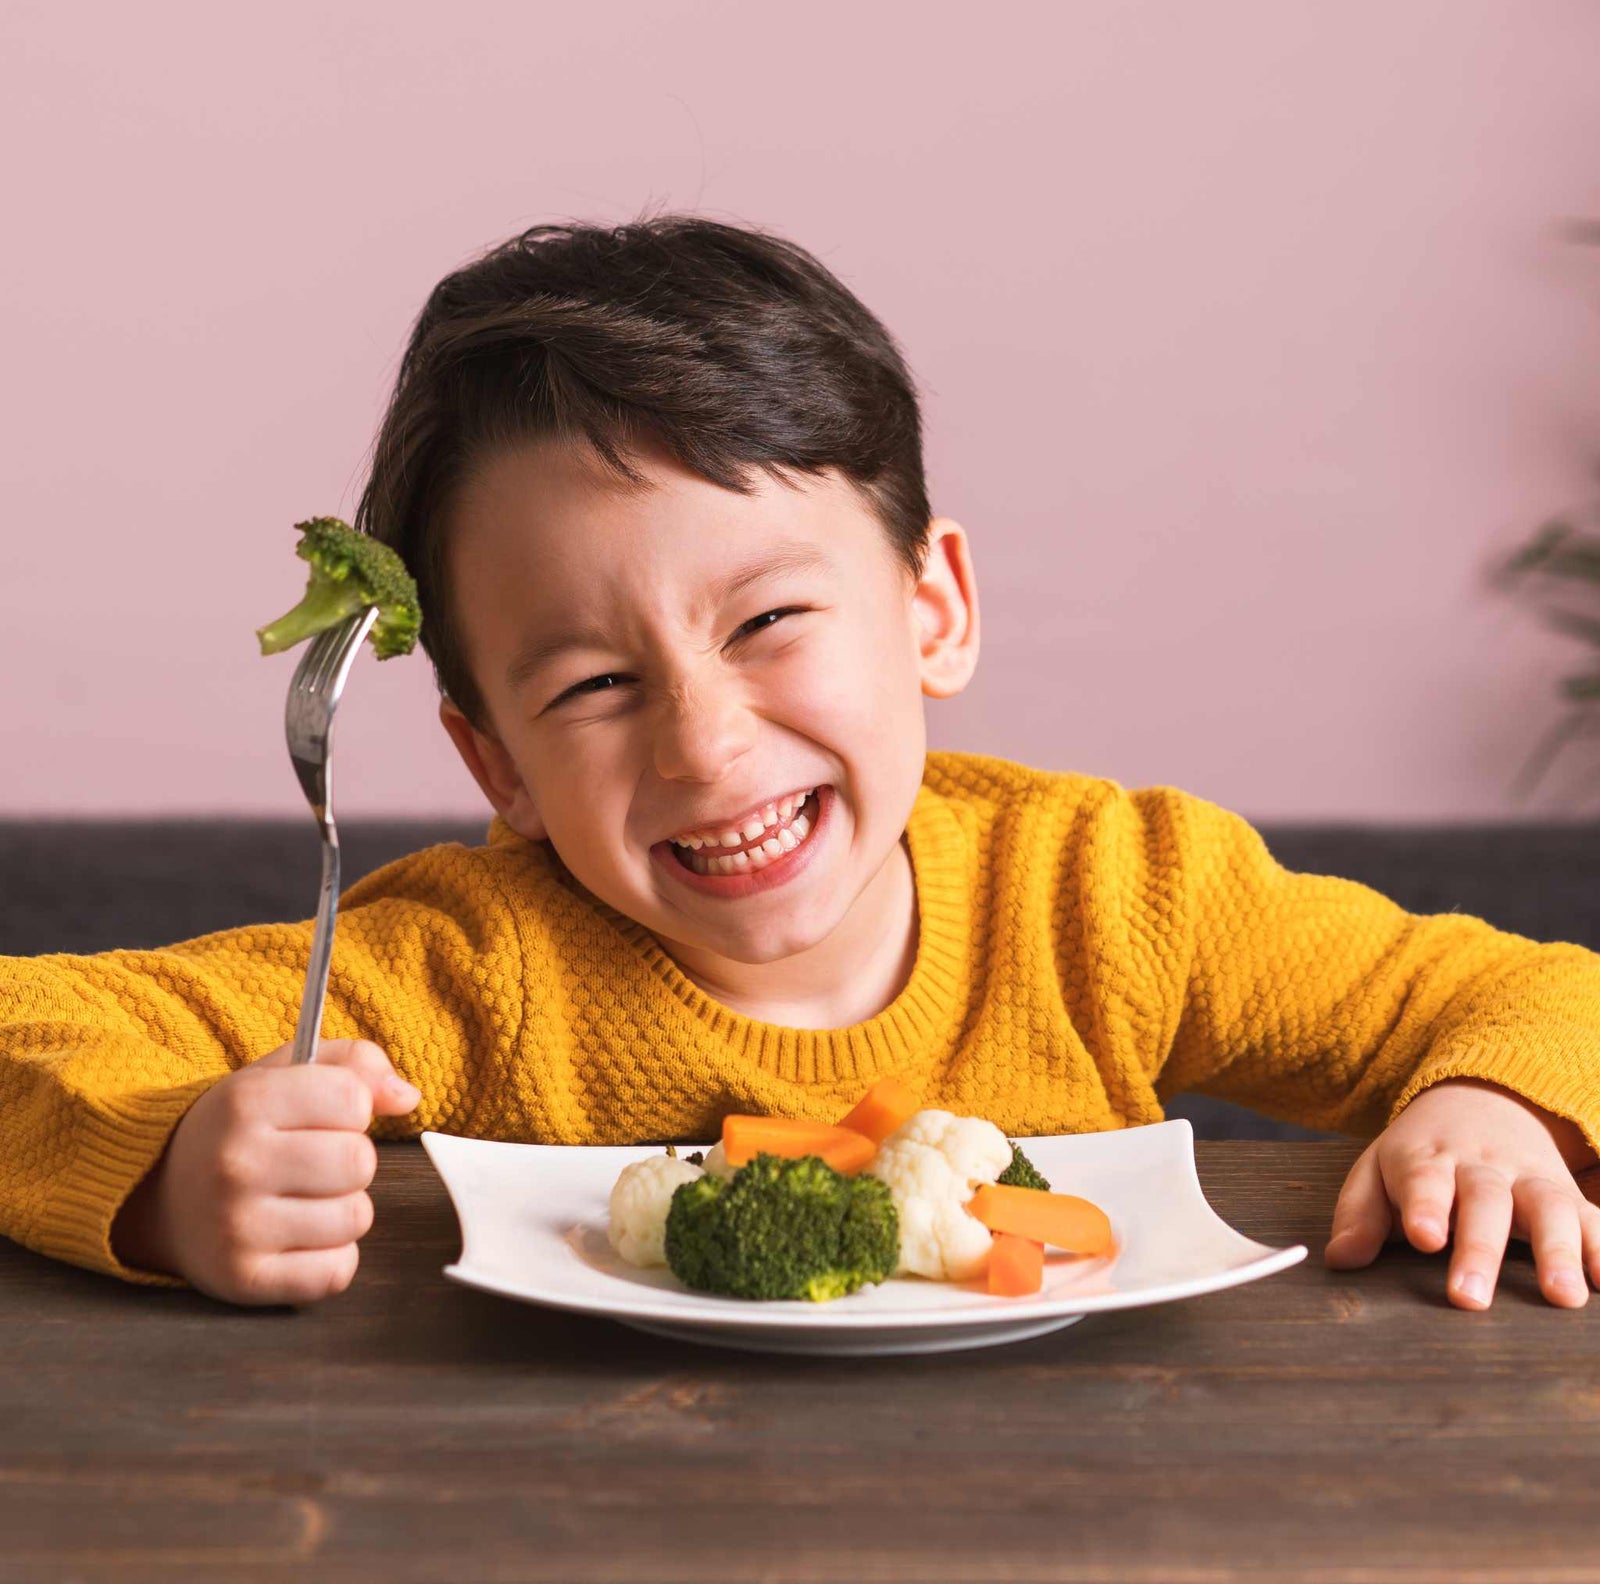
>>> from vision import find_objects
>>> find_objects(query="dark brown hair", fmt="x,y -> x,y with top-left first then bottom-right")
354,212 -> 932,733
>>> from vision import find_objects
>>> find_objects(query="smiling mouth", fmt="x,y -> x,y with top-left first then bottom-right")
668,790 -> 823,876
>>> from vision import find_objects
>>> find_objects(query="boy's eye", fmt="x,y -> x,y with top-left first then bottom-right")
548,608 -> 808,709
732,606 -> 807,642
552,672 -> 628,707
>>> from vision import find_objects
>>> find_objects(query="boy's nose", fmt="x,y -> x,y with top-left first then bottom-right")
651,681 -> 758,784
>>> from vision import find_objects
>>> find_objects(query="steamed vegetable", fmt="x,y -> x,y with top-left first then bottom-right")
256,516 -> 422,660
997,1142 -> 1051,1191
836,1076 -> 920,1143
966,1182 -> 1114,1256
721,1115 -> 876,1175
986,1232 -> 1045,1296
867,1109 -> 1014,1280
607,1152 -> 706,1267
663,1152 -> 899,1301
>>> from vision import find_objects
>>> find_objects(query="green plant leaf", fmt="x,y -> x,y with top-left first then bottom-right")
1502,520 -> 1574,578
1541,607 -> 1600,647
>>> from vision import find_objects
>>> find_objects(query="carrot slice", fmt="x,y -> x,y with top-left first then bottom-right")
721,1115 -> 877,1175
967,1182 -> 1113,1256
836,1076 -> 920,1144
987,1232 -> 1044,1296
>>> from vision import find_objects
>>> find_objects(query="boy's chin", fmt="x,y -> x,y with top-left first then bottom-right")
648,904 -> 839,967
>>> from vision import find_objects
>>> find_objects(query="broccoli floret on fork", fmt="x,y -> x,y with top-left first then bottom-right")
256,516 -> 421,661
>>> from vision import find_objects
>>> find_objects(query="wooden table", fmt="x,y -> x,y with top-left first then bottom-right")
3,1140 -> 1596,1584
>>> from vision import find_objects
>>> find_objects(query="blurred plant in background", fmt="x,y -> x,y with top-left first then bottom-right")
1495,221 -> 1600,802
1498,511 -> 1600,798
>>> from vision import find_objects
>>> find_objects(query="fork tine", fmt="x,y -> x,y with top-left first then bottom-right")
291,626 -> 338,694
310,624 -> 351,688
293,614 -> 368,698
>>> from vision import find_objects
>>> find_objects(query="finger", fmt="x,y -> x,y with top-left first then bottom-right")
233,1243 -> 362,1307
309,1038 -> 421,1117
245,1190 -> 375,1253
1325,1145 -> 1393,1267
1583,1201 -> 1600,1291
1446,1164 -> 1514,1310
266,1129 -> 379,1198
1390,1152 -> 1456,1254
1513,1176 -> 1590,1308
241,1063 -> 375,1133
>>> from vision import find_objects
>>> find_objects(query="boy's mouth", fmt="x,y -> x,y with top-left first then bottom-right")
668,789 -> 823,877
659,790 -> 825,889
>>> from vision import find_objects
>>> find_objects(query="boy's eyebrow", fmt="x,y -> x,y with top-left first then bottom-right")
504,541 -> 834,692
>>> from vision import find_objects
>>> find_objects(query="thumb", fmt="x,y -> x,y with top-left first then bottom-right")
1324,1143 -> 1393,1269
261,1036 -> 421,1115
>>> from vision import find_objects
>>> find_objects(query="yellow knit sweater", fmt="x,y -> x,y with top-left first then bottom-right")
4,750 -> 1599,1288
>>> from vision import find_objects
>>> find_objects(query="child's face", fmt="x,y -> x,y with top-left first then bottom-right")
438,437 -> 978,971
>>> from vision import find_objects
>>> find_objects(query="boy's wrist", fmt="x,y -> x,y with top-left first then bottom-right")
109,1153 -> 178,1277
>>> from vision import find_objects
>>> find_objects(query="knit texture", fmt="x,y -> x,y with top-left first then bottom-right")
4,749 -> 1599,1287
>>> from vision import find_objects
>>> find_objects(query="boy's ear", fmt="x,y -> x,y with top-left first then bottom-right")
437,699 -> 548,842
913,517 -> 980,700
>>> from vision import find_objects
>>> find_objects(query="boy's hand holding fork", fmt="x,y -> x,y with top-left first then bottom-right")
111,1038 -> 419,1305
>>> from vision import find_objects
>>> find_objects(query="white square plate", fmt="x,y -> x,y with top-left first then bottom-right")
420,1119 -> 1306,1356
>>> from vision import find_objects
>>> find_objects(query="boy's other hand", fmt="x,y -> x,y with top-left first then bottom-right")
1324,1077 -> 1600,1310
110,1038 -> 421,1307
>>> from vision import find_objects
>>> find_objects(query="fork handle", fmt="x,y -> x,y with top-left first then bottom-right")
290,825 -> 341,1065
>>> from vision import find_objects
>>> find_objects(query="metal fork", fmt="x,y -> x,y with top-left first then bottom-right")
284,607 -> 380,1065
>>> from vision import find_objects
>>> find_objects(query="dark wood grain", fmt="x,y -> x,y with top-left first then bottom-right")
2,1141 -> 1596,1584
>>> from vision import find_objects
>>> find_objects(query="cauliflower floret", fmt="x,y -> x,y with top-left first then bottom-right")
607,1154 -> 704,1267
699,1140 -> 735,1180
867,1109 -> 1013,1280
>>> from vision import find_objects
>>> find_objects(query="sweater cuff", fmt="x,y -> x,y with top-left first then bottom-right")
1389,1027 -> 1600,1166
39,1078 -> 216,1288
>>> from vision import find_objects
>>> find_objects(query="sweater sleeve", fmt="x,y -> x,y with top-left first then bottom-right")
0,839 -> 524,1287
1137,786 -> 1600,1156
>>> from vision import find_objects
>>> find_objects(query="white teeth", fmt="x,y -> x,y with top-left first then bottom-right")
678,793 -> 820,877
672,787 -> 819,850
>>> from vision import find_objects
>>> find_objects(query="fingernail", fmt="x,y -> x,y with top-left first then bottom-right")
1415,1217 -> 1445,1242
1456,1272 -> 1490,1305
389,1077 -> 421,1103
1552,1270 -> 1587,1302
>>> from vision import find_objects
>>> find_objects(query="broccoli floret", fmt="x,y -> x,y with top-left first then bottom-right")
256,516 -> 422,660
997,1142 -> 1051,1191
663,1152 -> 898,1302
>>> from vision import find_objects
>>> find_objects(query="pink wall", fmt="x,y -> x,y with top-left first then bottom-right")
4,1 -> 1600,821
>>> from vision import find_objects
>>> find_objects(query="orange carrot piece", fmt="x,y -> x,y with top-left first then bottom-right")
987,1232 -> 1044,1296
836,1076 -> 920,1144
967,1182 -> 1113,1256
721,1115 -> 877,1175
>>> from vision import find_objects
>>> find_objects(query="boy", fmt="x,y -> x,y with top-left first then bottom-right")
4,215 -> 1597,1312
